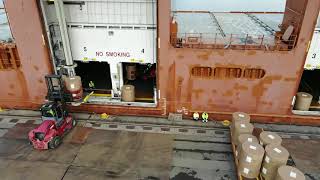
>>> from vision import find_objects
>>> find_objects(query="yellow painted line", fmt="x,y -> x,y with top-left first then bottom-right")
92,93 -> 112,97
306,41 -> 311,52
83,91 -> 94,102
135,97 -> 154,101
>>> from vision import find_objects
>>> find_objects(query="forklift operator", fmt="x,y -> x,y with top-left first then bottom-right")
42,108 -> 63,127
42,109 -> 55,118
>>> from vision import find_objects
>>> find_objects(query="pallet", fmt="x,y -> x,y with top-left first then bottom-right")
230,127 -> 264,180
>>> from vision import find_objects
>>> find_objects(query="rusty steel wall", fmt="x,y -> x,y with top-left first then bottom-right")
163,0 -> 320,117
0,0 -> 320,125
0,0 -> 52,109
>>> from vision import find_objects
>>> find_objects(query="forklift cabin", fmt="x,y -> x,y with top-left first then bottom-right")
40,102 -> 66,127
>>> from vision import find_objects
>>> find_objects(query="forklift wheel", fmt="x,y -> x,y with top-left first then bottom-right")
48,136 -> 61,149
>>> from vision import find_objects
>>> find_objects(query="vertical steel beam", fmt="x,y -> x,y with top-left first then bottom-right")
109,62 -> 121,98
54,0 -> 75,76
39,0 -> 57,74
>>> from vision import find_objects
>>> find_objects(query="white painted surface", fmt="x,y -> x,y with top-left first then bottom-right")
305,30 -> 320,70
0,129 -> 8,138
69,27 -> 156,64
64,0 -> 156,25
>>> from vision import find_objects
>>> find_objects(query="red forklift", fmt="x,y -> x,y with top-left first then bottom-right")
28,75 -> 77,150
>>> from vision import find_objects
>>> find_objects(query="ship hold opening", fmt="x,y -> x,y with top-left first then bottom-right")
122,63 -> 156,103
75,61 -> 112,94
293,70 -> 320,115
293,13 -> 320,116
39,0 -> 158,107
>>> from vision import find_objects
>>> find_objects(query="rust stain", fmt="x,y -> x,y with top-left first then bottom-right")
177,54 -> 184,59
167,63 -> 175,112
234,83 -> 248,91
247,51 -> 257,56
34,96 -> 42,101
177,77 -> 183,84
252,75 -> 282,97
262,101 -> 273,106
214,63 -> 250,69
217,51 -> 225,56
280,51 -> 289,54
223,90 -> 233,97
38,79 -> 44,84
284,77 -> 296,82
229,101 -> 233,105
252,75 -> 282,111
197,51 -> 211,60
176,76 -> 184,108
186,76 -> 193,108
208,103 -> 237,112
212,89 -> 217,94
193,89 -> 204,99
208,103 -> 218,109
296,70 -> 302,76
207,99 -> 215,109
17,70 -> 30,99
69,127 -> 92,144
33,65 -> 39,71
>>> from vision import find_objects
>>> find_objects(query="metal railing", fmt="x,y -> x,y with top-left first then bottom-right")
170,33 -> 297,51
0,43 -> 20,70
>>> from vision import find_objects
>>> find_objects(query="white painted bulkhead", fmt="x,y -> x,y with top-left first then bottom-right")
305,13 -> 320,70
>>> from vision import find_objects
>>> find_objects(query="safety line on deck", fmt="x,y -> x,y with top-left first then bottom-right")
209,12 -> 226,37
246,13 -> 277,35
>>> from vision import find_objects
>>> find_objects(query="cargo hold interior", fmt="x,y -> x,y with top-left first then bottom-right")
295,70 -> 320,113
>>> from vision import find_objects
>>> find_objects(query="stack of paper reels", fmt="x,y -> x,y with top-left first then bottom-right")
238,141 -> 265,178
231,112 -> 250,131
276,166 -> 306,180
261,144 -> 290,180
232,121 -> 254,145
236,134 -> 258,158
259,131 -> 282,147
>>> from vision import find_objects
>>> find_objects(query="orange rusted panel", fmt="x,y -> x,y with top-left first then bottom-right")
162,0 -> 320,124
0,0 -> 52,109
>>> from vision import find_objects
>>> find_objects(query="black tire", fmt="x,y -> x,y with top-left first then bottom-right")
48,136 -> 61,149
72,119 -> 77,128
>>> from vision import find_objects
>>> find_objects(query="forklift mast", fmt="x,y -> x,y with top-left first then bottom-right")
45,75 -> 72,104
